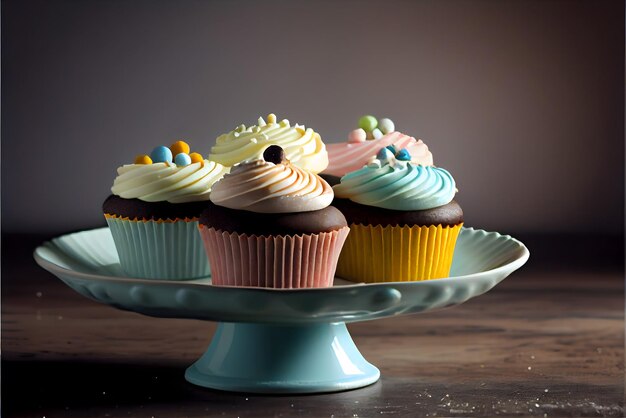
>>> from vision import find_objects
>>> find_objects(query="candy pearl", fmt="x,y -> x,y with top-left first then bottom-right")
371,128 -> 383,139
175,152 -> 192,166
358,115 -> 378,132
348,129 -> 367,143
189,152 -> 204,164
150,146 -> 173,163
377,147 -> 393,161
267,113 -> 277,124
378,118 -> 395,134
396,148 -> 411,161
263,145 -> 286,164
134,155 -> 152,165
367,156 -> 381,168
170,140 -> 190,156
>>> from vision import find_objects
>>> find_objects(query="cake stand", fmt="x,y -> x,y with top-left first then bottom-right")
34,227 -> 529,394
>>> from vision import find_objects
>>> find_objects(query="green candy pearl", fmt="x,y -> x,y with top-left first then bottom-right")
358,115 -> 378,132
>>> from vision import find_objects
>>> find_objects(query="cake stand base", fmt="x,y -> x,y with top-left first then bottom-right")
185,322 -> 380,394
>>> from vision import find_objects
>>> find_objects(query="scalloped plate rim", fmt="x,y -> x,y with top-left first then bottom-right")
33,226 -> 530,293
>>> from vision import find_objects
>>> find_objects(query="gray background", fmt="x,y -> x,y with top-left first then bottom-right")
3,0 -> 624,235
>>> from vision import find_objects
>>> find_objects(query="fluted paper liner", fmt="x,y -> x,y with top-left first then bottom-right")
106,217 -> 210,280
336,223 -> 463,283
199,226 -> 350,288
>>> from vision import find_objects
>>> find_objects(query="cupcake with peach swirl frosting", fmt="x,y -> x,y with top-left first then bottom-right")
209,113 -> 328,174
199,145 -> 349,288
321,115 -> 433,185
103,141 -> 229,280
332,145 -> 463,283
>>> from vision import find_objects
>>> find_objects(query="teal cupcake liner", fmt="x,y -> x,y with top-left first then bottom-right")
105,217 -> 210,280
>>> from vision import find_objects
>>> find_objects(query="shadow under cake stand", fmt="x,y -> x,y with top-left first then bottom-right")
34,227 -> 529,394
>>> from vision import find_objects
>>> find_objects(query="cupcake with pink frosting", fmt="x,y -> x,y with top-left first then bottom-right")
198,145 -> 349,288
322,115 -> 433,185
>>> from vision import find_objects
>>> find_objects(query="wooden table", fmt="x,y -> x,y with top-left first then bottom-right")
2,234 -> 624,417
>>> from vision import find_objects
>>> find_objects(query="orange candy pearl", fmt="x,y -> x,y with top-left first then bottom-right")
134,155 -> 153,164
170,140 -> 190,156
189,152 -> 204,164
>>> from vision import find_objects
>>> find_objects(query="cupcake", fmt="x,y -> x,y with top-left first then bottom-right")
103,141 -> 229,279
332,146 -> 463,283
209,113 -> 328,174
322,115 -> 433,185
198,145 -> 349,288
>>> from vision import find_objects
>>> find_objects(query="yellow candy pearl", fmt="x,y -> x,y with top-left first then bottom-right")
267,113 -> 277,124
189,152 -> 204,163
170,140 -> 190,156
134,155 -> 153,164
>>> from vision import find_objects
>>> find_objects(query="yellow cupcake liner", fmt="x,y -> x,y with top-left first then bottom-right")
336,223 -> 463,283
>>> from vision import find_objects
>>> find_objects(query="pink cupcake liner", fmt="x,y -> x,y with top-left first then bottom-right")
199,226 -> 349,288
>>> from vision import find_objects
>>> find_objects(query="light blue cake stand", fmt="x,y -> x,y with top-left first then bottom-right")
34,227 -> 529,394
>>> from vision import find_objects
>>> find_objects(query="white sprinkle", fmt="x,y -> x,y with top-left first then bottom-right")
527,366 -> 532,370
530,355 -> 535,359
535,403 -> 540,407
544,389 -> 549,393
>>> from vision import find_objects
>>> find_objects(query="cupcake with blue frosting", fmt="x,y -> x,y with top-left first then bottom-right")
103,141 -> 229,279
332,146 -> 463,282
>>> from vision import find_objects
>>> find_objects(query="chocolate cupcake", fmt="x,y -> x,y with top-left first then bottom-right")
333,146 -> 463,283
198,145 -> 349,288
103,141 -> 229,279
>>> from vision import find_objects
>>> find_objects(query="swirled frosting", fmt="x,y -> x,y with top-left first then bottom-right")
324,131 -> 433,177
111,160 -> 229,203
210,159 -> 333,213
209,114 -> 329,173
333,151 -> 456,211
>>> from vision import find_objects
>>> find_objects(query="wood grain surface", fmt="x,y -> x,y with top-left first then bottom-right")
2,235 -> 624,417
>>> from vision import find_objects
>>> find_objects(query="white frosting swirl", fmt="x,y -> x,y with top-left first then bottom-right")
111,160 -> 229,203
209,115 -> 329,173
210,160 -> 333,213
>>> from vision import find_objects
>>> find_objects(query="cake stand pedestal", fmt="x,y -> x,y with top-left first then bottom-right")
34,227 -> 528,394
186,322 -> 379,393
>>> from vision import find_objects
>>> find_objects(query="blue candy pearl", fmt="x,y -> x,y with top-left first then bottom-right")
377,147 -> 393,161
385,145 -> 397,154
396,148 -> 411,161
175,152 -> 192,166
150,146 -> 173,163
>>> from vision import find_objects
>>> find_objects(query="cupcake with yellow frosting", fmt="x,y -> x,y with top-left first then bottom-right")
322,115 -> 433,185
103,141 -> 229,279
199,145 -> 349,288
209,113 -> 328,174
333,146 -> 463,283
